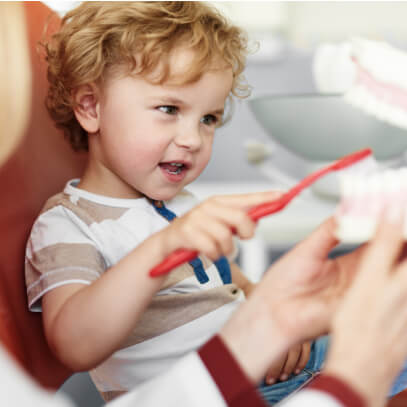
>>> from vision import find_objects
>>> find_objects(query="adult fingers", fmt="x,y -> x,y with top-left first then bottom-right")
357,212 -> 405,280
293,217 -> 339,263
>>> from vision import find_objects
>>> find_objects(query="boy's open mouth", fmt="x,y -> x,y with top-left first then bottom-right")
159,162 -> 187,175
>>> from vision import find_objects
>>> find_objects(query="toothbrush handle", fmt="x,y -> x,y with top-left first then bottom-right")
247,196 -> 290,221
150,148 -> 373,278
149,197 -> 289,278
150,248 -> 199,277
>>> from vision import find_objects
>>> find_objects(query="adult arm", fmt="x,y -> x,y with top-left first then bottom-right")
222,213 -> 407,407
104,335 -> 364,407
0,331 -> 363,407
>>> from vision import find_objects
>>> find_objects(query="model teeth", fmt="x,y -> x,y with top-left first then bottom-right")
350,38 -> 407,91
344,38 -> 407,131
344,84 -> 407,131
335,168 -> 407,243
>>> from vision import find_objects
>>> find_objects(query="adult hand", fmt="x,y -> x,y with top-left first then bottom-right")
220,216 -> 360,382
254,216 -> 354,346
325,212 -> 407,407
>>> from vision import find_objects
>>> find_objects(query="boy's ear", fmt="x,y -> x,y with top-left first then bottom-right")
72,84 -> 100,133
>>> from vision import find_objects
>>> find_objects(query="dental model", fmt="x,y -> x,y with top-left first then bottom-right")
344,38 -> 407,131
335,168 -> 407,243
313,37 -> 407,131
335,38 -> 407,243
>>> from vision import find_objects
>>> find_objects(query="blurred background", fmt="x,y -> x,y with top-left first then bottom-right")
39,1 -> 407,405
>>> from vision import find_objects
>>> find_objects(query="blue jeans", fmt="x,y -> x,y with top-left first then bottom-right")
258,335 -> 407,405
389,362 -> 407,397
258,335 -> 329,405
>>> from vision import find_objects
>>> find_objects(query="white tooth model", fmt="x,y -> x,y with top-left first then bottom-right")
313,37 -> 407,131
313,41 -> 356,94
335,168 -> 407,243
345,38 -> 407,131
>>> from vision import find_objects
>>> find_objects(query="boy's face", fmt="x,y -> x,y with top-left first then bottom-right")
85,50 -> 233,201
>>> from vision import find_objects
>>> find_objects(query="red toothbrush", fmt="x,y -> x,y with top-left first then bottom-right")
150,148 -> 374,278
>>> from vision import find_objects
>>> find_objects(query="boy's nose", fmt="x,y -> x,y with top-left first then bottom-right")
173,125 -> 202,151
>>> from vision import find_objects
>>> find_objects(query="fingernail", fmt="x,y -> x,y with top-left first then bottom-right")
280,374 -> 288,381
267,378 -> 275,385
295,369 -> 301,374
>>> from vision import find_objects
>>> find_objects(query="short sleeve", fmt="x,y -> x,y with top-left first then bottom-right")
25,204 -> 106,311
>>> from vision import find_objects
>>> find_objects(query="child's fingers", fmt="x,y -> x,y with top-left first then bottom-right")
183,225 -> 224,260
200,201 -> 257,239
279,345 -> 302,381
293,341 -> 311,375
209,190 -> 284,211
195,217 -> 235,258
265,353 -> 287,385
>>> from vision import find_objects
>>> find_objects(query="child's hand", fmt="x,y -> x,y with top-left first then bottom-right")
264,341 -> 311,384
164,191 -> 283,261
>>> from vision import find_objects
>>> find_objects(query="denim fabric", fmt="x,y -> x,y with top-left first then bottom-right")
389,359 -> 407,397
258,335 -> 329,405
257,334 -> 407,404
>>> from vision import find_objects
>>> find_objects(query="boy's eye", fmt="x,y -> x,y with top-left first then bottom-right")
200,114 -> 219,126
157,105 -> 178,115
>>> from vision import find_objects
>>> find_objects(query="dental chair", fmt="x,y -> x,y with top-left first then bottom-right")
0,1 -> 84,389
0,2 -> 406,406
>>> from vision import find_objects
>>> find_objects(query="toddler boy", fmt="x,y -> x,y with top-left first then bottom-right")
25,2 -> 326,403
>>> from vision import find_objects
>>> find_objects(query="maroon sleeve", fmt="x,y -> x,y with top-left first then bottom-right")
309,374 -> 366,407
198,335 -> 366,407
198,335 -> 266,407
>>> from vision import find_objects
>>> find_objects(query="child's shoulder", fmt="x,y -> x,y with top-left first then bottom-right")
35,187 -> 96,230
39,191 -> 70,216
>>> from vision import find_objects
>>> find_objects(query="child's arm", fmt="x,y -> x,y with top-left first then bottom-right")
42,191 -> 282,371
230,262 -> 255,297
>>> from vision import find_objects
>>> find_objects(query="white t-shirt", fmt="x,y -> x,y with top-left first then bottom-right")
25,180 -> 244,399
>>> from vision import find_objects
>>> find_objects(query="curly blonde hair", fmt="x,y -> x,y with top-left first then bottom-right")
45,1 -> 250,151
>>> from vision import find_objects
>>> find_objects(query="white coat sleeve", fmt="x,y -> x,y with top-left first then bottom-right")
109,352 -> 227,407
0,336 -> 365,407
0,345 -> 73,407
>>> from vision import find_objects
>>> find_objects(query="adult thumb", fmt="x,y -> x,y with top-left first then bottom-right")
295,217 -> 339,261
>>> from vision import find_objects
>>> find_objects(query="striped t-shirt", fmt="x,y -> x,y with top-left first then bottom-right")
25,180 -> 244,400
